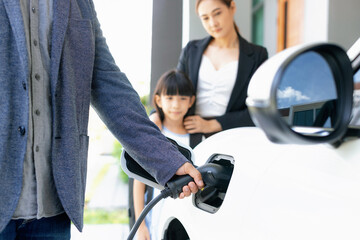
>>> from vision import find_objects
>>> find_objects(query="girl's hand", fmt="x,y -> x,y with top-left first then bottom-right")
137,224 -> 151,240
184,115 -> 222,134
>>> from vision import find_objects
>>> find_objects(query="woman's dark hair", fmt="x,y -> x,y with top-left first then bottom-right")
195,0 -> 240,34
153,69 -> 195,121
196,0 -> 233,12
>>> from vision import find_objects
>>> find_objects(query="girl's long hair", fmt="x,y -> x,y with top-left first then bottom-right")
153,69 -> 195,122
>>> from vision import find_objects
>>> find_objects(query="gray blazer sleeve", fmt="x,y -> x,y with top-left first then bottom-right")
89,3 -> 187,186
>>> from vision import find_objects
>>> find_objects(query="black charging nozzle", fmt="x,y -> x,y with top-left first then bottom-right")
127,162 -> 232,240
165,163 -> 232,199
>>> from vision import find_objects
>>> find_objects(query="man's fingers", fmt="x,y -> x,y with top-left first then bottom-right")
175,162 -> 204,198
178,186 -> 191,199
188,181 -> 198,193
186,164 -> 204,189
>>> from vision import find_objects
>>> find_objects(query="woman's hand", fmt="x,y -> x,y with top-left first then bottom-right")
184,115 -> 222,134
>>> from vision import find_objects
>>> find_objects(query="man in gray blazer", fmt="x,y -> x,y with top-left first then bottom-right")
0,0 -> 203,239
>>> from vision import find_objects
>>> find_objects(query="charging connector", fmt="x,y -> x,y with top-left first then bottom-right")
127,163 -> 232,240
166,163 -> 232,199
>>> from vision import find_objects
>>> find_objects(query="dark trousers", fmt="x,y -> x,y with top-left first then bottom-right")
0,213 -> 70,240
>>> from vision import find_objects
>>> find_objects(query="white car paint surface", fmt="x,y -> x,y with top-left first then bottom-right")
156,127 -> 360,240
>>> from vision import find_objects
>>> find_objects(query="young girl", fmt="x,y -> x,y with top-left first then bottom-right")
153,69 -> 196,145
133,69 -> 195,240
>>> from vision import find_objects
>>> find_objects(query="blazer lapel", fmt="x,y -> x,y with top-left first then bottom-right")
226,35 -> 255,111
50,0 -> 70,95
190,36 -> 212,89
3,0 -> 29,75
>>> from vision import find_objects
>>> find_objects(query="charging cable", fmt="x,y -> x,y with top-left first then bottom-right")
127,163 -> 231,240
127,174 -> 195,240
127,187 -> 173,240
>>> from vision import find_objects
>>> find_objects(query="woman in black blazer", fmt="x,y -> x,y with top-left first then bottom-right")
179,0 -> 268,147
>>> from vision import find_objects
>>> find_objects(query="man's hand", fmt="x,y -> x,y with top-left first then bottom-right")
175,162 -> 204,199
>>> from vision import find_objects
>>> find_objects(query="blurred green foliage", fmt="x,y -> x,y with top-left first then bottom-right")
111,140 -> 129,183
140,94 -> 151,114
84,208 -> 129,224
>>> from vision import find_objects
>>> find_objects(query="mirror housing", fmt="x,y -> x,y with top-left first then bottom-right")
246,43 -> 353,145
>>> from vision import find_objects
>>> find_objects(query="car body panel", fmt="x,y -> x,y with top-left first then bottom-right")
157,127 -> 360,239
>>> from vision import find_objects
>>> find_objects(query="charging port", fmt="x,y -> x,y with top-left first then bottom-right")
193,154 -> 234,213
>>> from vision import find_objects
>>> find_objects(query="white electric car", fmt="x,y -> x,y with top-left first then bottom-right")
123,37 -> 360,240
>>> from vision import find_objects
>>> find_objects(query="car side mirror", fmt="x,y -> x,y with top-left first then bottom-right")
246,42 -> 353,145
121,137 -> 194,189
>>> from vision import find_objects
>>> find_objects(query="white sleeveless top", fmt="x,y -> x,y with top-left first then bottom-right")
195,55 -> 238,117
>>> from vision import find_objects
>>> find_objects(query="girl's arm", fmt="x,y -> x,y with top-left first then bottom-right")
133,180 -> 151,240
149,112 -> 162,130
